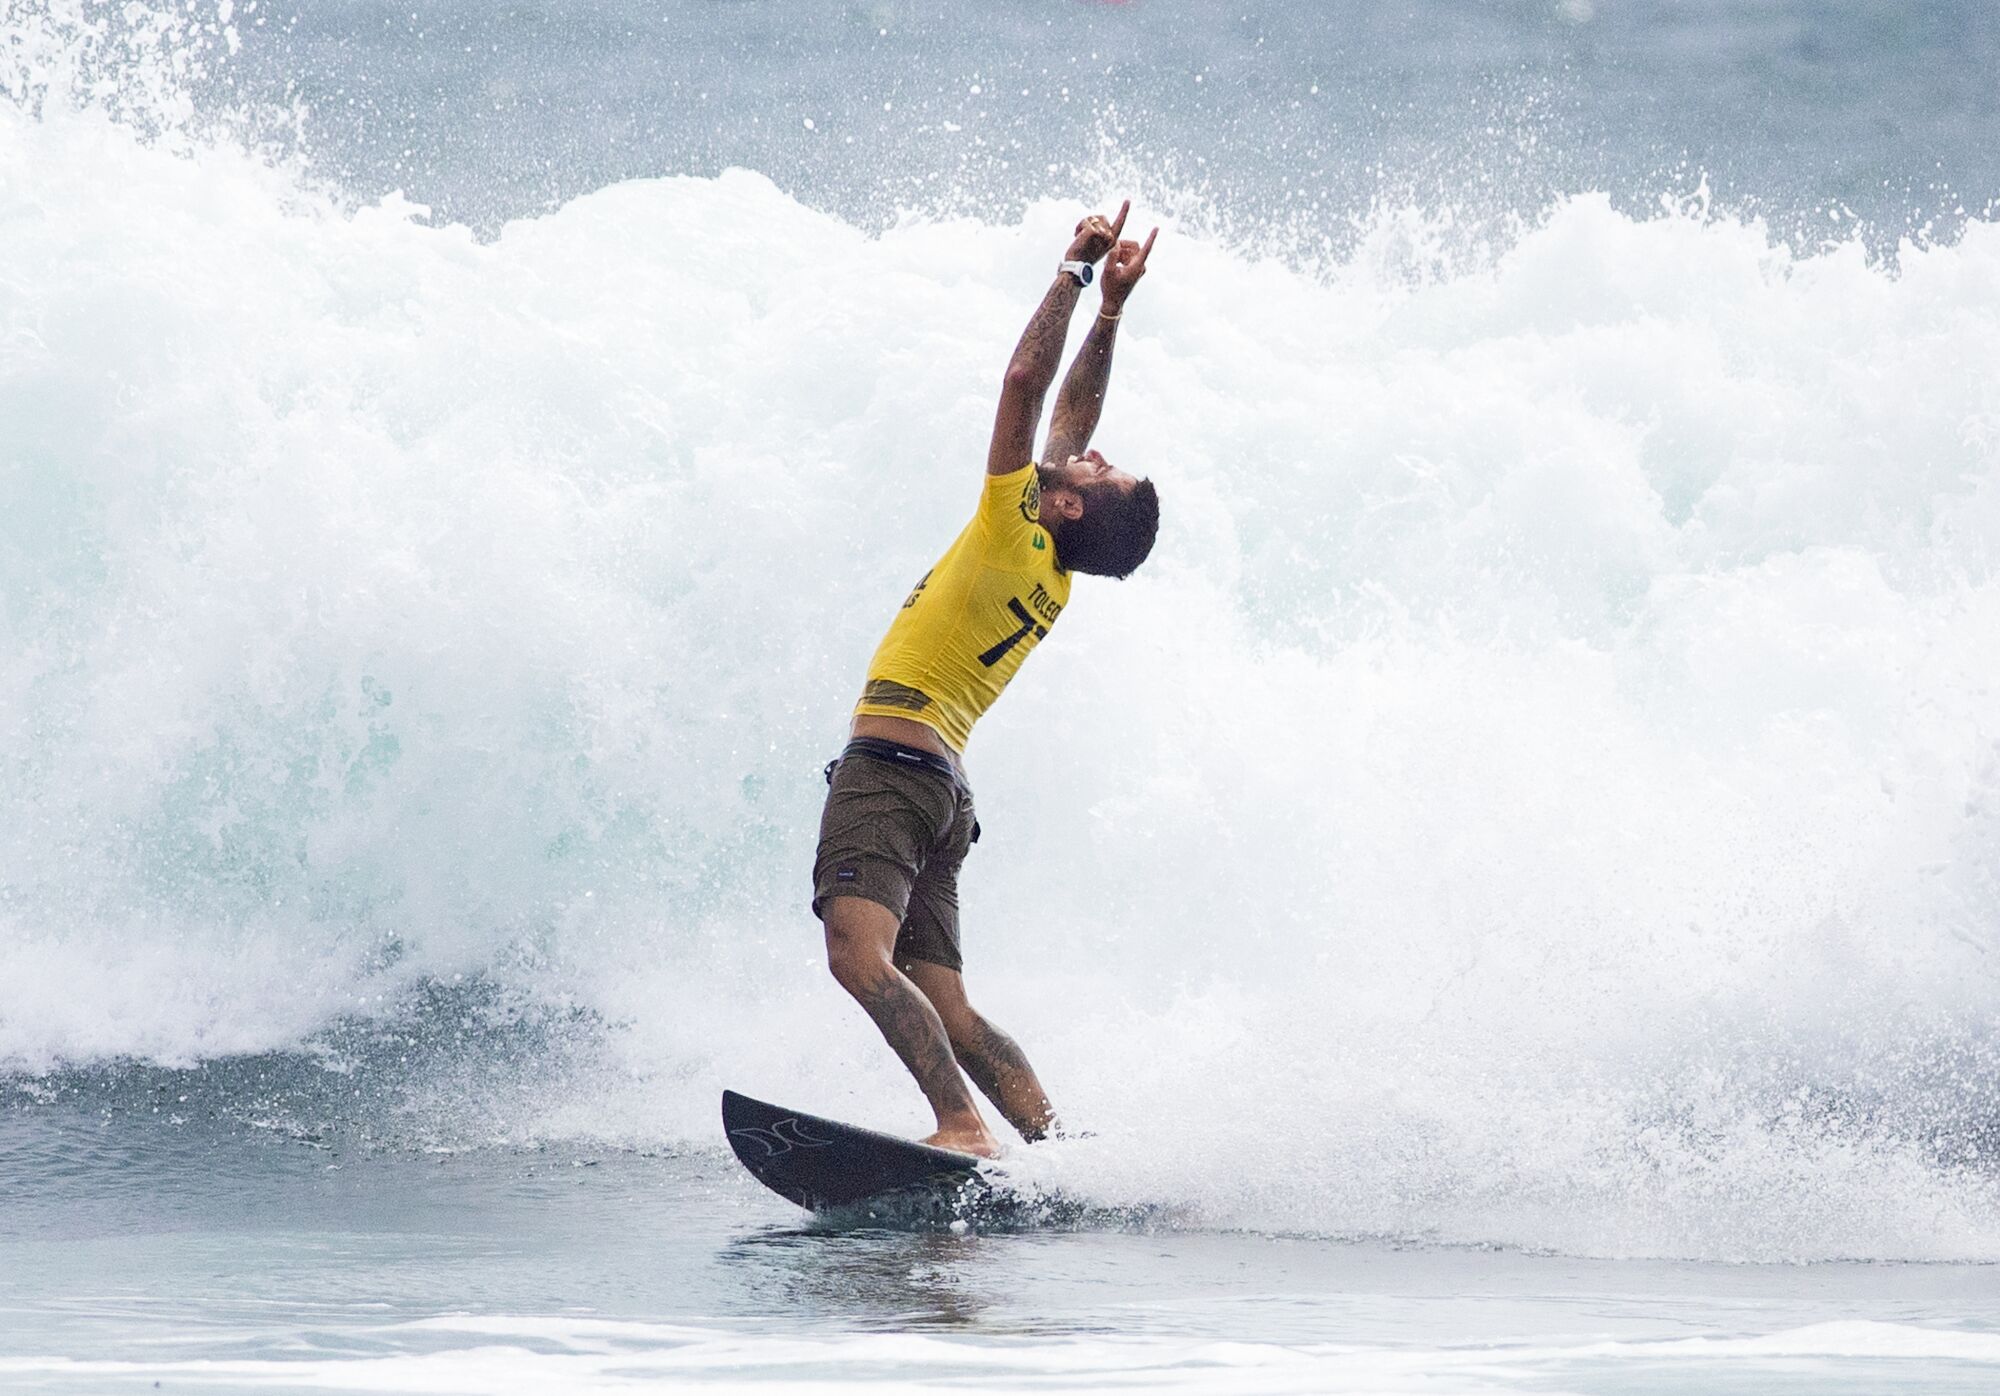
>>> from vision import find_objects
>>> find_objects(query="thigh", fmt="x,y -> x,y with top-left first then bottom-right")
821,891 -> 903,963
894,784 -> 978,973
811,756 -> 955,924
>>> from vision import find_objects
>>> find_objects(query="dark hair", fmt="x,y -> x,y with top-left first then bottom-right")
1055,477 -> 1160,579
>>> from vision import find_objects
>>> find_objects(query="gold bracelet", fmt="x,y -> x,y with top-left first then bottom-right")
1098,306 -> 1121,321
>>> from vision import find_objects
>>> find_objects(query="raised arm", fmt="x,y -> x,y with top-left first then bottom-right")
1042,224 -> 1157,466
986,202 -> 1128,476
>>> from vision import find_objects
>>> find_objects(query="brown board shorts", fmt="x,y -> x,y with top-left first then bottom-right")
811,738 -> 979,972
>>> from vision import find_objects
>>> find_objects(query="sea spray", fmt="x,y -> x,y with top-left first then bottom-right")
4,17 -> 1999,1261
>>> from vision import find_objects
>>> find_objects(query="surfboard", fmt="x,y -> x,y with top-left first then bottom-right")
721,1088 -> 987,1218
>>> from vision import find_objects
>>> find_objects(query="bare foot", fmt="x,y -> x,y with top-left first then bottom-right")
923,1125 -> 1001,1159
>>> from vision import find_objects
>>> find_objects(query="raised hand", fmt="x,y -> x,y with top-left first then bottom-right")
1101,226 -> 1158,308
1065,200 -> 1130,266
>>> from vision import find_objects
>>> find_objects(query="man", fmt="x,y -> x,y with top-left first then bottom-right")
812,202 -> 1161,1158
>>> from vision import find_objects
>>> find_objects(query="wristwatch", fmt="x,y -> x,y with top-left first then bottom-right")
1059,259 -> 1094,287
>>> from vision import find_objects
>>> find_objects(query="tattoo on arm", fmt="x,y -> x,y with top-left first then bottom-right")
989,277 -> 1083,475
1012,279 -> 1083,393
1043,312 -> 1119,463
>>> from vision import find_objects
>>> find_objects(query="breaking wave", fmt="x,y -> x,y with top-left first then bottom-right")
4,2 -> 1999,1262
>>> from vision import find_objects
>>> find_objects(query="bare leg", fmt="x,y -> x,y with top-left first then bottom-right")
822,896 -> 1000,1157
901,958 -> 1058,1142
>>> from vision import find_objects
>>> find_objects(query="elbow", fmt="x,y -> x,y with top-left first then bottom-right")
1002,361 -> 1041,397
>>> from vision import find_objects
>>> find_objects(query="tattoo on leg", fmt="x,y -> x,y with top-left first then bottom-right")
851,970 -> 973,1116
953,1016 -> 1054,1142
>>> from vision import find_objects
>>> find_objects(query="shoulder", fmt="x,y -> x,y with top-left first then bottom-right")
976,463 -> 1045,545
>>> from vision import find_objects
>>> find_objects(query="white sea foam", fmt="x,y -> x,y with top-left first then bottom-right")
4,1316 -> 1998,1394
3,46 -> 1999,1261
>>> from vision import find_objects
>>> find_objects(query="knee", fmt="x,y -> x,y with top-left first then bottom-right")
938,1003 -> 988,1050
824,917 -> 890,996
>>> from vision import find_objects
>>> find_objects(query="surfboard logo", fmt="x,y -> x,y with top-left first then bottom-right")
728,1117 -> 835,1157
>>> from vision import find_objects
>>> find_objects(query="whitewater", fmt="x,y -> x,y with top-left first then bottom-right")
4,2 -> 2000,1390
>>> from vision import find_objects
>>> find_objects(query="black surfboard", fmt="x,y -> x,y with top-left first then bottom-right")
721,1089 -> 985,1217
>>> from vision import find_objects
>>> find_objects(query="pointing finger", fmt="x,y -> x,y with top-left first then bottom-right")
1140,226 -> 1159,259
1109,199 -> 1130,240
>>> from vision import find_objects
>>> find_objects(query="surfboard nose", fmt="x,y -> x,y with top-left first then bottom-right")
720,1088 -> 982,1213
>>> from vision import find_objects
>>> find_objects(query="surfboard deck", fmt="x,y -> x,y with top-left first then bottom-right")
721,1089 -> 986,1217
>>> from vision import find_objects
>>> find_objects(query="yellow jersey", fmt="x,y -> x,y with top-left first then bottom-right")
853,464 -> 1072,752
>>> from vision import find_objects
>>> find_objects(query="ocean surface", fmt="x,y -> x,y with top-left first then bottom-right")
4,1 -> 2000,1391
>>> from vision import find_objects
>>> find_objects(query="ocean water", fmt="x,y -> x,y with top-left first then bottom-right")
4,1 -> 2000,1391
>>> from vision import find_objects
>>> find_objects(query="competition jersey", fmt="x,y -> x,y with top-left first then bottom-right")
853,463 -> 1071,752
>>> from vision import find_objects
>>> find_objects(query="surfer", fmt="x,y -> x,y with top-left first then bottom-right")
813,201 -> 1162,1158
